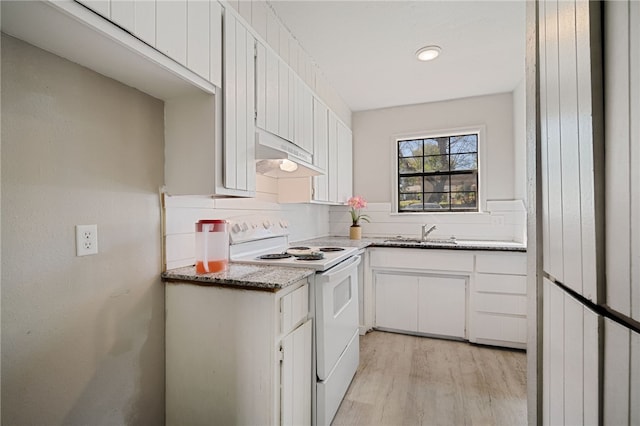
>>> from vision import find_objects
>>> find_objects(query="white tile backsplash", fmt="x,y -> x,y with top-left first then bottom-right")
163,175 -> 330,270
329,201 -> 526,243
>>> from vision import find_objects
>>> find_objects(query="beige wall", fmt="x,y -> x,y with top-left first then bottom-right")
1,35 -> 165,424
352,92 -> 517,203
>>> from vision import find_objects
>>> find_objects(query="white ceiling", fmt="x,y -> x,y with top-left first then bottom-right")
269,1 -> 526,112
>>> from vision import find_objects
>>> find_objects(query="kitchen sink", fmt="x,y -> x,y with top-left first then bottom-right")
384,237 -> 457,245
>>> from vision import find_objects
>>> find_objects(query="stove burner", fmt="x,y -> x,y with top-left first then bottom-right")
295,253 -> 325,261
258,253 -> 293,260
288,246 -> 311,251
319,247 -> 345,252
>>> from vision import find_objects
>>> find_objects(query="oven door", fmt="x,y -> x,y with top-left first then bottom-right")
315,255 -> 361,381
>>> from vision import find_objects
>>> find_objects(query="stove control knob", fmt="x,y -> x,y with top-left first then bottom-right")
232,223 -> 242,233
280,220 -> 288,228
263,220 -> 271,229
241,222 -> 249,231
251,223 -> 258,229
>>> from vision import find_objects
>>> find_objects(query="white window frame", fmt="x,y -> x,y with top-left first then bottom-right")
391,125 -> 487,214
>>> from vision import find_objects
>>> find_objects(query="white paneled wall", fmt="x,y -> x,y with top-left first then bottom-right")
329,200 -> 526,243
163,175 -> 330,270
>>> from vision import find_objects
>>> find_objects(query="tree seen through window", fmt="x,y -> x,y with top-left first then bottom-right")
398,133 -> 478,212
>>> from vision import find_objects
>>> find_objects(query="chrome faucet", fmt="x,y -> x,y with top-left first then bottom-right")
421,224 -> 437,241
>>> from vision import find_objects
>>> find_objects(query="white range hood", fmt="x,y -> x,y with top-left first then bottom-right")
255,128 -> 324,178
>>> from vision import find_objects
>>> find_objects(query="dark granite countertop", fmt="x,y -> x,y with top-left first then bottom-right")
162,263 -> 315,291
294,236 -> 526,252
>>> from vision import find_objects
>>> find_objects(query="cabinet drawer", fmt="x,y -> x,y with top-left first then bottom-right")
475,293 -> 527,316
281,284 -> 308,335
474,312 -> 527,344
476,253 -> 527,275
370,248 -> 474,272
475,273 -> 527,294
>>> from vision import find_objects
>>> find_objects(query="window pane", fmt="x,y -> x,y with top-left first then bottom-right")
450,153 -> 477,171
424,138 -> 448,155
399,176 -> 422,193
451,173 -> 477,192
423,192 -> 449,209
396,132 -> 479,213
399,157 -> 422,174
424,155 -> 449,172
450,134 -> 478,154
399,193 -> 422,211
398,140 -> 423,157
451,191 -> 477,209
424,175 -> 449,192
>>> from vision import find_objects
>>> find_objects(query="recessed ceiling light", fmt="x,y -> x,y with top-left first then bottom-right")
416,46 -> 441,62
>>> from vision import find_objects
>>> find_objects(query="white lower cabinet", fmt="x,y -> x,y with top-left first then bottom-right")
374,272 -> 419,332
369,247 -> 527,349
469,252 -> 527,349
371,248 -> 471,339
166,279 -> 311,426
374,271 -> 466,338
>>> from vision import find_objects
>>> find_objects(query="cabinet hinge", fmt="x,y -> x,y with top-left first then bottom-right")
278,346 -> 284,362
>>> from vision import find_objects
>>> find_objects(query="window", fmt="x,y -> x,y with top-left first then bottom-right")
397,133 -> 479,212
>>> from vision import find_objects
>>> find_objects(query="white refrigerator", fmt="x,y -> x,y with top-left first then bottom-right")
537,0 -> 640,424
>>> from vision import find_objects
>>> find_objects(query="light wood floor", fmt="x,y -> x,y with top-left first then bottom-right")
332,331 -> 527,426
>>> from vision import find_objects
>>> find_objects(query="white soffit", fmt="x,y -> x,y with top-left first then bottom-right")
269,0 -> 526,112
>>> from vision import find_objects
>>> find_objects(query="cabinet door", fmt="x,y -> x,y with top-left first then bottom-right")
223,12 -> 255,192
278,60 -> 290,141
133,0 -> 156,46
539,0 -> 603,300
294,77 -> 314,155
110,0 -> 134,32
417,275 -> 466,338
281,319 -> 312,426
209,0 -> 222,87
542,278 -> 599,426
327,112 -> 339,203
156,1 -> 187,65
255,43 -> 279,135
604,0 -> 640,322
374,272 -> 418,332
336,121 -> 353,203
313,98 -> 329,202
77,0 -> 110,18
187,0 -> 210,79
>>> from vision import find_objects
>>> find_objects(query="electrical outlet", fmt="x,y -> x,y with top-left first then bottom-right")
76,224 -> 98,256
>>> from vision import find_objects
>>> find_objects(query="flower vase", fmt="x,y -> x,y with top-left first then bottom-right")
349,225 -> 362,240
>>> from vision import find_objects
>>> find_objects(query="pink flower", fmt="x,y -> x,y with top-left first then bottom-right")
347,196 -> 370,226
347,196 -> 367,210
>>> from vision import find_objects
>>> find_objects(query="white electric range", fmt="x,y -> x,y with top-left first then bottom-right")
228,216 -> 360,426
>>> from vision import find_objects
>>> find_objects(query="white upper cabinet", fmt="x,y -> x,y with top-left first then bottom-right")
223,9 -> 256,194
336,120 -> 353,203
295,76 -> 314,155
110,1 -> 134,32
209,0 -> 222,87
156,1 -> 188,66
313,98 -> 330,202
256,41 -> 280,136
76,0 -> 110,18
81,0 -> 221,87
186,0 -> 210,80
327,112 -> 339,203
133,1 -> 156,46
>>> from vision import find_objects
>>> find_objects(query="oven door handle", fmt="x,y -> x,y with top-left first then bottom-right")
321,255 -> 361,278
